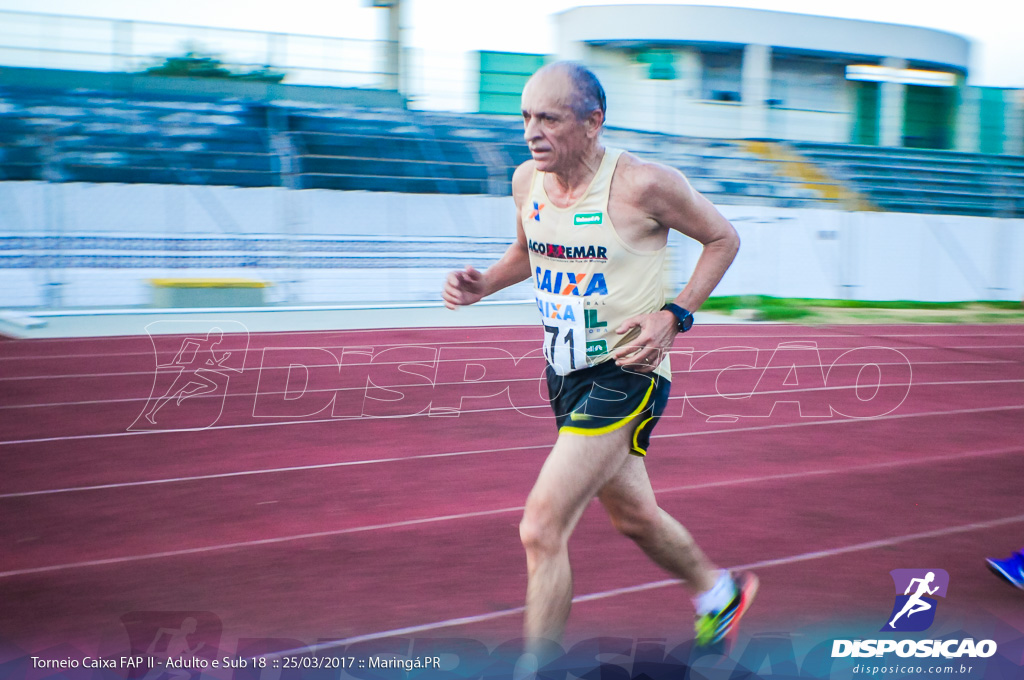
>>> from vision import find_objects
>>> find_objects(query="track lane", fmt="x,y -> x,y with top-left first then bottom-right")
1,323 -> 1021,656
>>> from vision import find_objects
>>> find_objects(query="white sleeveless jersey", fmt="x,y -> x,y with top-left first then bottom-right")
522,148 -> 671,379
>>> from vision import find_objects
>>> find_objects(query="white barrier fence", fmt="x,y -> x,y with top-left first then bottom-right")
1,181 -> 1021,308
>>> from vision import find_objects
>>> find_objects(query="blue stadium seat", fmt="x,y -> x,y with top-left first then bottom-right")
1,83 -> 1020,213
792,141 -> 1024,217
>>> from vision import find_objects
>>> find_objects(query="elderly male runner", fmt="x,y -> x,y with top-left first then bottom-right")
443,62 -> 754,648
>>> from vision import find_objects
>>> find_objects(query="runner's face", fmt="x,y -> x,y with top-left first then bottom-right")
521,71 -> 596,173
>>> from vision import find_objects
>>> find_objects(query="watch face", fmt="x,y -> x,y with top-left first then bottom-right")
663,304 -> 694,332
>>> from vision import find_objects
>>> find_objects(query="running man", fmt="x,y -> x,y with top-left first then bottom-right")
144,328 -> 233,425
889,572 -> 940,627
443,62 -> 755,649
140,617 -> 205,680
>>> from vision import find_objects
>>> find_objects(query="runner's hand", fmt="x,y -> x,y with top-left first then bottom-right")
611,310 -> 677,372
443,266 -> 486,309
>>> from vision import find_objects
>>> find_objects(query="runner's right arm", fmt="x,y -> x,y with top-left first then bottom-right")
443,162 -> 534,309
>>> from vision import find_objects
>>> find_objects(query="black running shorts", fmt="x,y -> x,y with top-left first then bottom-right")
545,359 -> 671,456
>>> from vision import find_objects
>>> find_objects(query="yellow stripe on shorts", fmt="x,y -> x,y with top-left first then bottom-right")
559,379 -> 655,440
631,415 -> 656,456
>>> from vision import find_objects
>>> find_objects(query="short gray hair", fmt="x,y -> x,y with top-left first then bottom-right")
550,61 -> 606,122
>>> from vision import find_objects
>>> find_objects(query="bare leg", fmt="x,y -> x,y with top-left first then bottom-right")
890,600 -> 920,627
598,454 -> 717,594
892,602 -> 933,626
146,373 -> 217,423
519,425 -> 641,651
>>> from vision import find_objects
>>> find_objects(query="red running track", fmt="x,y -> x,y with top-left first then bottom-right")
0,323 -> 1022,658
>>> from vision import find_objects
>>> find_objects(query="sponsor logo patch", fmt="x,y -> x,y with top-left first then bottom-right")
573,212 -> 603,226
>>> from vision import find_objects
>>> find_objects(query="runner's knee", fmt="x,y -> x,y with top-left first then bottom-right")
607,502 -> 661,544
519,497 -> 568,556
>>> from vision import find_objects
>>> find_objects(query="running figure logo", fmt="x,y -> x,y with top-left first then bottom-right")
120,611 -> 221,680
130,321 -> 248,431
883,569 -> 949,632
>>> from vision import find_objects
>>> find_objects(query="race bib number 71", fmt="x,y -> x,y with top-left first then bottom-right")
534,290 -> 588,376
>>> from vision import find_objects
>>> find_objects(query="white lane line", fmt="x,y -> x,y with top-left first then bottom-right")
653,445 -> 1022,495
1,336 -> 1021,369
0,444 -> 552,499
2,446 -> 1019,577
6,336 -> 1024,382
266,512 -> 1024,654
0,353 -> 1020,412
0,506 -> 525,579
3,366 -> 1023,411
2,425 -> 1018,501
0,352 -> 928,393
6,343 -> 1022,384
0,401 -> 1019,448
650,403 -> 1024,442
655,400 -> 1024,435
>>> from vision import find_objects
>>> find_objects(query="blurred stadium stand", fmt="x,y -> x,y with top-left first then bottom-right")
0,86 -> 274,187
2,82 -> 1021,218
3,81 -> 1023,309
792,142 -> 1024,217
0,83 -> 836,207
2,8 -> 1022,312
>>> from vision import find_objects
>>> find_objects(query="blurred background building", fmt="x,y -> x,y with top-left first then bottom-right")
555,6 -> 980,149
0,2 -> 1022,315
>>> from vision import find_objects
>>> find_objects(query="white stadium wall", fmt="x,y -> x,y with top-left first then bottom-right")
1,182 -> 1022,308
695,209 -> 1024,302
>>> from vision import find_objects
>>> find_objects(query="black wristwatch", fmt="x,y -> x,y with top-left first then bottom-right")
661,303 -> 694,333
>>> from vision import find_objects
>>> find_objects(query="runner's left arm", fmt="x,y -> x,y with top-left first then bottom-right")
612,163 -> 739,371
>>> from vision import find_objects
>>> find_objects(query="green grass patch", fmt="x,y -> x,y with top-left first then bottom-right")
695,295 -> 1022,312
755,305 -> 814,321
686,295 -> 1024,324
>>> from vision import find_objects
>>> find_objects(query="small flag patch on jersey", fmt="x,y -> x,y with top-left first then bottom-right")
573,212 -> 603,226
